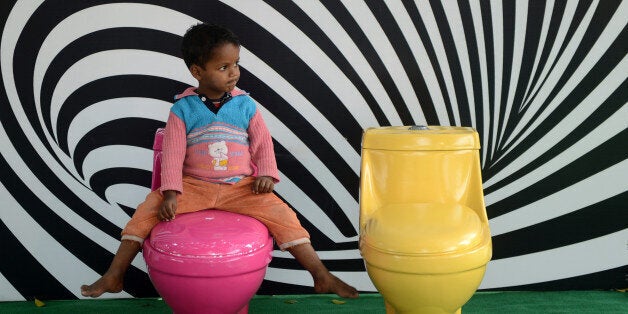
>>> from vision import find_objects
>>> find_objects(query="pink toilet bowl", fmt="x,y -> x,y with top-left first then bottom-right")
142,209 -> 273,314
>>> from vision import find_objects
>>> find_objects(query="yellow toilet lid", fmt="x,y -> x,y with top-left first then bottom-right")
362,203 -> 485,254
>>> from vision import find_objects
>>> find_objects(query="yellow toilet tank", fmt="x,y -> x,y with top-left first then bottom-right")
359,126 -> 491,271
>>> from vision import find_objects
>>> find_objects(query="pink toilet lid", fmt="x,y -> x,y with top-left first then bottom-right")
148,209 -> 271,258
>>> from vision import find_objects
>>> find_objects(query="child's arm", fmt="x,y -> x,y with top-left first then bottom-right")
160,112 -> 187,194
248,110 -> 280,183
158,190 -> 178,221
252,176 -> 274,194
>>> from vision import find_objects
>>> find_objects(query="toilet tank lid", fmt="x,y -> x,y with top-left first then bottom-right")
147,210 -> 271,258
362,126 -> 480,151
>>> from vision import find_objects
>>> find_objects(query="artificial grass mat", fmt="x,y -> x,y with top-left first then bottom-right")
0,290 -> 625,313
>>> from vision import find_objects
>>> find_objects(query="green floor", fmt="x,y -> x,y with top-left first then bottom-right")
1,291 -> 626,313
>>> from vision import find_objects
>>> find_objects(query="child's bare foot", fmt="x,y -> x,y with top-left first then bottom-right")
314,272 -> 359,298
80,273 -> 123,298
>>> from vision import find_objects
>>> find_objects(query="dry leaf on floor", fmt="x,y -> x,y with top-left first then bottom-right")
34,299 -> 45,307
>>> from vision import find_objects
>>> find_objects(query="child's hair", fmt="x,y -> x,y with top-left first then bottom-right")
181,23 -> 240,68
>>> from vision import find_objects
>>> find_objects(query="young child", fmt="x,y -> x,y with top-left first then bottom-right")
80,23 -> 359,299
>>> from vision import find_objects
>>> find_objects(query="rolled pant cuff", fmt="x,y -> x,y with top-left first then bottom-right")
278,238 -> 311,251
121,235 -> 145,245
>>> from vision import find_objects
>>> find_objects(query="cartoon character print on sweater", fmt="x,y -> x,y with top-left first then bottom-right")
209,141 -> 228,170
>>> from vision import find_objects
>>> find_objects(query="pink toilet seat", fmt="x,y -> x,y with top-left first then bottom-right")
144,209 -> 273,276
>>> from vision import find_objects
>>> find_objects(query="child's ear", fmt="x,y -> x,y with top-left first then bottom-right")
190,64 -> 202,80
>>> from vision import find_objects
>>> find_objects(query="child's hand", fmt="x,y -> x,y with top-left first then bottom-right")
253,176 -> 274,194
159,190 -> 178,221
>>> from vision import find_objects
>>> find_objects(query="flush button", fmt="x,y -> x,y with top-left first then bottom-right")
409,125 -> 429,130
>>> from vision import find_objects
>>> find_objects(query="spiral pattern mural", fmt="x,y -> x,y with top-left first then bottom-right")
1,0 -> 626,301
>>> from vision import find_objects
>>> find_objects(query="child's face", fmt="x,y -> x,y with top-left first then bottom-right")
191,43 -> 240,99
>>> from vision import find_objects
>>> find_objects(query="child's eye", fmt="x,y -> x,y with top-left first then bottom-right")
219,66 -> 227,71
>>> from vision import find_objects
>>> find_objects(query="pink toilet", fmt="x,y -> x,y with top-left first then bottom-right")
142,128 -> 273,314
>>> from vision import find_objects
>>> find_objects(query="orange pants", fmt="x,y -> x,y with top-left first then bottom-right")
121,176 -> 310,250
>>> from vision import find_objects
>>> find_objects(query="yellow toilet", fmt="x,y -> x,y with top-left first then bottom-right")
359,126 -> 492,314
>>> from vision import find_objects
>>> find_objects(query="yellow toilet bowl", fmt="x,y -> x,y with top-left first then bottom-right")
360,203 -> 491,314
359,126 -> 492,314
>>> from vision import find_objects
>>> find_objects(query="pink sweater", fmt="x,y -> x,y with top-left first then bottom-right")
159,87 -> 279,193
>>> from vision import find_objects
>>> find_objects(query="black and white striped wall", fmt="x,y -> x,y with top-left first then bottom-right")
1,0 -> 626,301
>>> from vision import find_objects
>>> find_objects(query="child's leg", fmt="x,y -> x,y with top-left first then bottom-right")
81,177 -> 220,297
215,177 -> 359,298
81,190 -> 164,298
80,239 -> 141,297
287,243 -> 359,298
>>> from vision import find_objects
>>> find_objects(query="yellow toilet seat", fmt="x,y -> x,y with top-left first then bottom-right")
360,203 -> 491,274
